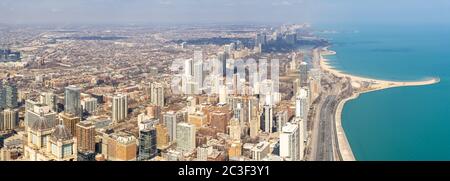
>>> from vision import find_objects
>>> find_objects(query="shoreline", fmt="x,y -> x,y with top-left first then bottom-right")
319,47 -> 440,161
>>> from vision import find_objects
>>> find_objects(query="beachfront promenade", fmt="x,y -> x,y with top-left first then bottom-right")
317,48 -> 439,161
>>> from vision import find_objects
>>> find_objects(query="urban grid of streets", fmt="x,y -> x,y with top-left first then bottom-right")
0,24 -> 353,161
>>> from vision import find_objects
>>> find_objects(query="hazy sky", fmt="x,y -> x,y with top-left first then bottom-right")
1,0 -> 449,25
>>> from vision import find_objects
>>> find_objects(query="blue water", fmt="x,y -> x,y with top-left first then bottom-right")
318,24 -> 450,160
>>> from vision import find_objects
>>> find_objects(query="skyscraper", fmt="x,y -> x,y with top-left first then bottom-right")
163,111 -> 177,143
65,85 -> 81,117
176,122 -> 196,153
280,123 -> 300,161
229,118 -> 241,141
261,104 -> 273,133
75,121 -> 95,153
217,52 -> 227,77
60,112 -> 81,136
1,81 -> 18,109
150,83 -> 165,107
112,94 -> 127,123
0,83 -> 4,109
40,92 -> 57,112
0,109 -> 19,131
47,125 -> 78,161
138,122 -> 157,161
296,88 -> 309,142
210,111 -> 228,133
24,100 -> 57,131
299,62 -> 308,87
155,124 -> 169,149
81,97 -> 97,114
103,132 -> 137,161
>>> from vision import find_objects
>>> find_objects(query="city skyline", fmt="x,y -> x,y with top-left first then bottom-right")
1,0 -> 450,25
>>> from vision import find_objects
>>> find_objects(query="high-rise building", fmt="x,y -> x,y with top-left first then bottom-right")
299,62 -> 308,87
163,111 -> 177,143
280,123 -> 300,161
75,121 -> 95,153
228,141 -> 242,158
24,100 -> 57,131
40,92 -> 57,112
296,118 -> 306,160
217,52 -> 227,77
196,145 -> 209,161
155,124 -> 169,149
193,60 -> 203,94
184,58 -> 194,77
249,118 -> 259,139
103,132 -> 137,161
146,105 -> 161,119
46,125 -> 78,161
210,111 -> 228,133
296,88 -> 309,141
229,118 -> 241,141
138,123 -> 157,161
188,112 -> 206,128
81,97 -> 97,114
23,116 -> 54,161
0,109 -> 19,131
275,111 -> 288,133
64,85 -> 81,117
261,104 -> 273,133
3,82 -> 18,108
255,33 -> 267,46
176,122 -> 196,153
150,83 -> 165,107
112,94 -> 127,123
251,141 -> 270,161
0,83 -> 4,109
60,113 -> 81,137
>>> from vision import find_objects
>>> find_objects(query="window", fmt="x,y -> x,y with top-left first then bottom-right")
62,144 -> 73,157
51,143 -> 58,156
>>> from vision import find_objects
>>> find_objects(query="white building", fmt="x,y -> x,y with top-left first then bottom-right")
280,123 -> 300,161
176,122 -> 196,153
112,94 -> 127,123
81,97 -> 97,114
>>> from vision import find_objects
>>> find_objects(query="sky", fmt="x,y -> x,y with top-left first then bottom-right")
0,0 -> 450,25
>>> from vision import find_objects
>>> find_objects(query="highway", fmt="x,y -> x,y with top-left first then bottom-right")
315,95 -> 338,161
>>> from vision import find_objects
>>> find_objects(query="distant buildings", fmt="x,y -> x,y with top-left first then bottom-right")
112,94 -> 127,123
0,49 -> 20,62
299,62 -> 309,87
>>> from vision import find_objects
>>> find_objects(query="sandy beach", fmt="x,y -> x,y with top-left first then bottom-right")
319,47 -> 440,161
